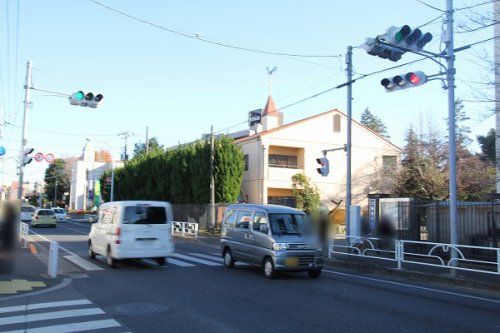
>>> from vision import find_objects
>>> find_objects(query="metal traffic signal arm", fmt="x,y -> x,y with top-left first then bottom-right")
316,145 -> 347,177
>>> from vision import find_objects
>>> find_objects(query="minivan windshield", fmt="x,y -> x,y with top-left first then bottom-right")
38,210 -> 55,216
124,206 -> 166,225
21,206 -> 35,213
269,213 -> 310,235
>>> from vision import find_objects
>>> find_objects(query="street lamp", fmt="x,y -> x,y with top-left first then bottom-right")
86,138 -> 115,202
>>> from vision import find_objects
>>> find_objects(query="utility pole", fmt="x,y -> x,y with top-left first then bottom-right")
210,125 -> 215,233
117,131 -> 133,161
345,46 -> 353,237
54,179 -> 58,207
445,0 -> 458,264
145,126 -> 149,154
18,60 -> 32,200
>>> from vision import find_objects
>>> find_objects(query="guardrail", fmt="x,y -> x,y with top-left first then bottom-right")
19,222 -> 29,249
171,221 -> 198,238
329,235 -> 500,275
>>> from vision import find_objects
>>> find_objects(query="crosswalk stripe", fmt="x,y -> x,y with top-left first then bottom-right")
0,319 -> 121,333
167,258 -> 196,267
0,308 -> 104,326
188,253 -> 223,262
171,254 -> 221,266
0,300 -> 91,314
188,253 -> 250,266
63,256 -> 104,271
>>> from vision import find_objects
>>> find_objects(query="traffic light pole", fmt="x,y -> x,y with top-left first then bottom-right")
210,125 -> 215,233
345,46 -> 353,238
445,0 -> 458,268
17,60 -> 33,200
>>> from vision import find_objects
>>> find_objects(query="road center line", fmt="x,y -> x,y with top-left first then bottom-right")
323,269 -> 500,304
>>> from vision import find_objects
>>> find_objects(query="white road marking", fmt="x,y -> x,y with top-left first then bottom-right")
0,319 -> 121,333
171,254 -> 221,266
323,269 -> 500,304
189,253 -> 224,262
0,300 -> 91,314
56,225 -> 89,235
166,258 -> 196,267
64,255 -> 104,271
0,308 -> 104,326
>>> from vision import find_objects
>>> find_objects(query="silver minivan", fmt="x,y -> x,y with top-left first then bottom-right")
220,204 -> 323,279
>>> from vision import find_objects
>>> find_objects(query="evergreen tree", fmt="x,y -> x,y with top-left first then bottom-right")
477,128 -> 495,163
291,173 -> 321,215
44,159 -> 70,205
133,137 -> 163,157
360,108 -> 390,139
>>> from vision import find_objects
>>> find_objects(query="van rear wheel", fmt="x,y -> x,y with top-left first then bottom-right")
223,249 -> 235,268
107,247 -> 117,268
88,242 -> 96,259
155,257 -> 167,266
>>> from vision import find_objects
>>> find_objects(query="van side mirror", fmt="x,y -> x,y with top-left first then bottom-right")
259,224 -> 268,233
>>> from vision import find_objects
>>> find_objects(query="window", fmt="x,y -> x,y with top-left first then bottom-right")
268,196 -> 296,208
124,206 -> 167,224
382,155 -> 397,171
252,211 -> 268,233
244,154 -> 249,171
268,154 -> 298,168
37,210 -> 55,216
223,210 -> 237,227
101,207 -> 116,224
235,210 -> 251,229
333,114 -> 341,133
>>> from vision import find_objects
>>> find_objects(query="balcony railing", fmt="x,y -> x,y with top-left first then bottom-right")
268,163 -> 299,169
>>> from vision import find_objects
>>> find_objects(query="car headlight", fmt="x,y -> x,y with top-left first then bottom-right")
272,243 -> 288,251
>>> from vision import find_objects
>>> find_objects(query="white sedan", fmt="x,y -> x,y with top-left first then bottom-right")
51,208 -> 67,221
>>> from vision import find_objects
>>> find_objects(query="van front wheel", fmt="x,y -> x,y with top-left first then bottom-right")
263,257 -> 275,279
223,249 -> 235,268
88,242 -> 96,259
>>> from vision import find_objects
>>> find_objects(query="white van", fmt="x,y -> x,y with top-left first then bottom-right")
88,201 -> 174,268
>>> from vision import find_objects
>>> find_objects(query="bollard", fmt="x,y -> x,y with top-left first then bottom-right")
48,241 -> 59,278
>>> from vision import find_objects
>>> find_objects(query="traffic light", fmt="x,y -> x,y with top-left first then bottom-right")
364,25 -> 433,62
386,25 -> 433,52
381,71 -> 427,92
316,157 -> 329,177
364,37 -> 404,62
22,147 -> 34,166
69,91 -> 103,108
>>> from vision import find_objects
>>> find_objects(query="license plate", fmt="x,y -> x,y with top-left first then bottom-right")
284,257 -> 299,266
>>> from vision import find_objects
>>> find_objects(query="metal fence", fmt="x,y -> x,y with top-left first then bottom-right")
375,200 -> 500,247
329,235 -> 500,275
171,203 -> 227,230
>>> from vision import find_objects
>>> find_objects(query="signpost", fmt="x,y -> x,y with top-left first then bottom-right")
34,153 -> 45,162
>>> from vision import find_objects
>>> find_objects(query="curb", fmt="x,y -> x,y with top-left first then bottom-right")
0,278 -> 72,301
324,258 -> 500,292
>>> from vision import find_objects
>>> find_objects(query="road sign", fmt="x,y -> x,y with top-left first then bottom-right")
0,146 -> 5,156
34,152 -> 45,162
45,153 -> 55,163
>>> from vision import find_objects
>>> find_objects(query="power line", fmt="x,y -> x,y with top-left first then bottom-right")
416,0 -> 446,12
455,0 -> 499,12
88,0 -> 342,59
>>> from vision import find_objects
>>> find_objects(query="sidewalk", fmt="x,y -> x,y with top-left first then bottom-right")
0,247 -> 62,297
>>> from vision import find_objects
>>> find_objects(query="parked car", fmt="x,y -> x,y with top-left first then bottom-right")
31,209 -> 57,228
20,205 -> 35,222
88,201 -> 174,268
221,204 -> 323,279
51,208 -> 67,221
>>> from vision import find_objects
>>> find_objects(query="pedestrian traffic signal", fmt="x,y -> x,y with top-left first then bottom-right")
316,157 -> 329,177
381,71 -> 427,92
69,91 -> 103,108
22,147 -> 34,166
364,25 -> 433,62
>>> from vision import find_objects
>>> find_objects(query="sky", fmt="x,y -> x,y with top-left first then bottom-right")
0,0 -> 496,187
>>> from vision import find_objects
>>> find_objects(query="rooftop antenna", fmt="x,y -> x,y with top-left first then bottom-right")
266,66 -> 277,96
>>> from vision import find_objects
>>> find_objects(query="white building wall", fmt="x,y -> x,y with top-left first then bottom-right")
238,110 -> 400,209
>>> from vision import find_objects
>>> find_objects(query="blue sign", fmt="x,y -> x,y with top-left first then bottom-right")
0,146 -> 5,156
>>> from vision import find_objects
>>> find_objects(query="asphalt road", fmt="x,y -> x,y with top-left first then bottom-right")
13,219 -> 500,333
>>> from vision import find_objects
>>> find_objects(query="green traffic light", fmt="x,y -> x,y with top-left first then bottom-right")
75,91 -> 84,101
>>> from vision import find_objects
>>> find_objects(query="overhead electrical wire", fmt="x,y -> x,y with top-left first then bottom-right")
88,0 -> 342,59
